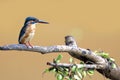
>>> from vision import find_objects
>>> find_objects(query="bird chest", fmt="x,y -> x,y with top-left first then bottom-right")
26,24 -> 36,33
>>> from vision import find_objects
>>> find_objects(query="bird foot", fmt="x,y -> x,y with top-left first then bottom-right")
24,43 -> 33,48
28,42 -> 33,48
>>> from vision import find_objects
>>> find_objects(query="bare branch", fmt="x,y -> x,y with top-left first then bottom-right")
47,62 -> 104,69
0,44 -> 105,65
0,44 -> 73,53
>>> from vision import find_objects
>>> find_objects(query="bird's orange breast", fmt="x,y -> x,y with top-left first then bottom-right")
20,24 -> 36,44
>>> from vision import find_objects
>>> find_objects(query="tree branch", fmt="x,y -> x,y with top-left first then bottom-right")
0,36 -> 120,80
47,62 -> 103,69
0,45 -> 105,65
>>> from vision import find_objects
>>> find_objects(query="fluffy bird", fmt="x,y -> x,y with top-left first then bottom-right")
18,17 -> 49,48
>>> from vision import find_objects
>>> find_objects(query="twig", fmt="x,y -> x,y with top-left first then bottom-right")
47,62 -> 103,69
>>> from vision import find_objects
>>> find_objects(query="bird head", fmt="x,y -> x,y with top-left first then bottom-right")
24,16 -> 49,25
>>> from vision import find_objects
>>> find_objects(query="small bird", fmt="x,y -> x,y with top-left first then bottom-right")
18,16 -> 49,48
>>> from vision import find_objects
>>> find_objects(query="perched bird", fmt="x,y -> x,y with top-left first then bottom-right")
18,16 -> 49,48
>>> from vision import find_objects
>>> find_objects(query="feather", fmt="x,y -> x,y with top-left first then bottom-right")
18,24 -> 28,44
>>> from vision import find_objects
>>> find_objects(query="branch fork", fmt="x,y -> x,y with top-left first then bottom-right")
0,36 -> 120,80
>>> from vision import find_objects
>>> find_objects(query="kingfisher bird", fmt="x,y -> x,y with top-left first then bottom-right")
18,16 -> 49,48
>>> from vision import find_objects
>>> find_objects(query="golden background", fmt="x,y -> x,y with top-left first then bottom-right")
0,0 -> 120,80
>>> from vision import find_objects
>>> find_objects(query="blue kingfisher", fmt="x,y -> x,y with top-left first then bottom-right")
18,16 -> 49,48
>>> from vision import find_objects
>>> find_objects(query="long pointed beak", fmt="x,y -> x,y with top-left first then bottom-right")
38,20 -> 49,24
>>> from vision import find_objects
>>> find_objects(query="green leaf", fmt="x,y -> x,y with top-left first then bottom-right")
111,63 -> 117,69
109,58 -> 115,62
55,55 -> 63,63
80,61 -> 84,64
63,71 -> 68,76
74,75 -> 81,80
66,77 -> 72,80
43,67 -> 56,74
64,68 -> 69,72
57,74 -> 63,80
51,68 -> 57,72
87,69 -> 94,75
57,55 -> 63,60
76,71 -> 83,79
71,65 -> 77,72
102,53 -> 109,58
82,71 -> 87,77
48,67 -> 56,72
69,57 -> 73,63
63,68 -> 69,76
43,69 -> 49,74
97,52 -> 109,58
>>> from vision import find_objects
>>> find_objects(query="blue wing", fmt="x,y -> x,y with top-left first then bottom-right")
18,25 -> 27,44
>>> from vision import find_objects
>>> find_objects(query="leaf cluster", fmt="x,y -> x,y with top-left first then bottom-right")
44,55 -> 94,80
95,51 -> 116,69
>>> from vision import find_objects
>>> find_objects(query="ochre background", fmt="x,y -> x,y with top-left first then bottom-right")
0,0 -> 120,80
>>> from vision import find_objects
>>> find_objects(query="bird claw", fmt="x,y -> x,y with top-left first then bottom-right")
24,43 -> 33,48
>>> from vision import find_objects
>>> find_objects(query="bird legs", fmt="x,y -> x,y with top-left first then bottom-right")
23,41 -> 33,48
28,41 -> 33,48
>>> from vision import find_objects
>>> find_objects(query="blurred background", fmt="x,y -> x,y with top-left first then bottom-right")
0,0 -> 120,80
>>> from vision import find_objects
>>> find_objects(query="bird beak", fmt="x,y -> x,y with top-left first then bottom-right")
38,20 -> 49,24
